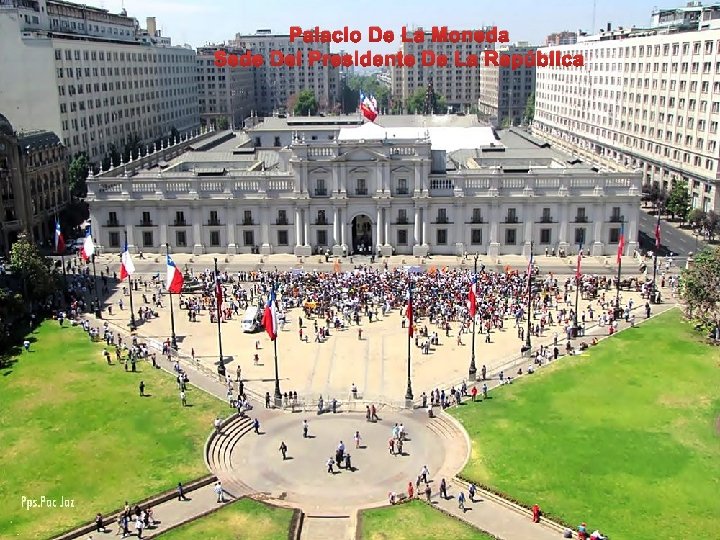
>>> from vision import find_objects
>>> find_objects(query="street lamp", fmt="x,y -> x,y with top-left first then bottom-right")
614,215 -> 625,315
523,242 -> 534,354
468,253 -> 479,381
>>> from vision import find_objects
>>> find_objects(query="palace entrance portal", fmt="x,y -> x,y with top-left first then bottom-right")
351,215 -> 372,254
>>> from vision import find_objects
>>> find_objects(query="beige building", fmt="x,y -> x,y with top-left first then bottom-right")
232,30 -> 340,114
545,31 -> 578,46
0,0 -> 199,163
197,46 -> 255,130
0,114 -> 70,252
533,20 -> 720,212
390,28 -> 494,113
478,43 -> 536,127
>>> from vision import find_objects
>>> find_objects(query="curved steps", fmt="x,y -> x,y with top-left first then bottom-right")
425,411 -> 464,441
205,415 -> 256,497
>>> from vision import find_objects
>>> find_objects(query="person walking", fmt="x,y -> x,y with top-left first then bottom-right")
407,481 -> 414,499
424,483 -> 432,502
180,390 -> 187,407
94,513 -> 106,533
354,430 -> 361,449
458,491 -> 466,512
326,457 -> 334,474
468,482 -> 477,502
440,478 -> 448,499
214,481 -> 225,503
177,482 -> 189,501
421,465 -> 429,484
303,419 -> 309,438
279,441 -> 288,460
139,381 -> 145,397
253,418 -> 260,434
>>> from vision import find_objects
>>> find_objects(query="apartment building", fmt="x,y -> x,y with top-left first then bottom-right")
197,46 -> 255,130
478,42 -> 537,127
232,30 -> 340,114
390,28 -> 494,112
0,113 -> 70,251
0,0 -> 199,163
533,16 -> 720,212
545,31 -> 578,46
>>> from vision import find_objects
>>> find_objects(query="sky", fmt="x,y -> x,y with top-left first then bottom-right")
108,0 -> 666,52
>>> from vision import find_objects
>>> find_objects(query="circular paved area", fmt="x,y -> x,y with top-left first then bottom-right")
229,410 -> 456,512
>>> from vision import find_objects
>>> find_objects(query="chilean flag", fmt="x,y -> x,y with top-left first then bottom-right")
406,288 -> 414,337
215,275 -> 223,312
54,220 -> 65,254
617,223 -> 625,264
166,255 -> 184,294
654,217 -> 661,250
79,226 -> 95,262
468,273 -> 478,319
119,243 -> 135,281
576,245 -> 583,280
359,91 -> 378,122
262,287 -> 279,341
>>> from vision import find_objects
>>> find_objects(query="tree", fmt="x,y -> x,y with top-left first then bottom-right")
704,210 -> 720,241
9,234 -> 59,303
681,246 -> 720,328
500,117 -> 512,129
406,87 -> 447,114
343,74 -> 391,113
293,90 -> 318,116
68,154 -> 89,199
216,117 -> 229,130
665,181 -> 691,221
688,208 -> 706,229
524,91 -> 535,123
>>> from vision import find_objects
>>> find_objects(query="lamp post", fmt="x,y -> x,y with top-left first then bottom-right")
405,281 -> 414,402
614,215 -> 625,314
524,242 -> 534,353
468,253 -> 479,381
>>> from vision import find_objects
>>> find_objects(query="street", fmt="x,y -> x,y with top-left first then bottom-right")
638,208 -> 706,257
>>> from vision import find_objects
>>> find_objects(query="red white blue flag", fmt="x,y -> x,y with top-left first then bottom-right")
263,287 -> 279,341
54,220 -> 65,254
359,91 -> 378,122
166,255 -> 184,294
79,226 -> 95,262
468,273 -> 478,318
617,223 -> 625,264
119,242 -> 135,281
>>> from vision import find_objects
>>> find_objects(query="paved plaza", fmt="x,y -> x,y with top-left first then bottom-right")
93,252 -> 652,405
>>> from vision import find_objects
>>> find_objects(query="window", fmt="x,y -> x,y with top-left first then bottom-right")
142,231 -> 153,247
277,230 -> 289,245
610,207 -> 621,222
315,178 -> 327,196
397,229 -> 408,245
109,232 -> 120,248
541,208 -> 552,223
576,207 -> 587,222
243,210 -> 253,225
108,211 -> 118,226
609,228 -> 620,244
506,208 -> 517,223
141,211 -> 151,225
316,230 -> 327,245
356,178 -> 367,195
277,210 -> 288,225
540,228 -> 551,244
397,178 -> 408,194
471,208 -> 483,223
175,211 -> 186,226
505,228 -> 517,244
273,136 -> 280,147
176,231 -> 187,247
436,208 -> 448,223
397,209 -> 408,224
471,229 -> 482,245
574,228 -> 586,245
255,137 -> 261,146
317,210 -> 326,225
436,229 -> 447,245
209,210 -> 219,225
243,230 -> 255,246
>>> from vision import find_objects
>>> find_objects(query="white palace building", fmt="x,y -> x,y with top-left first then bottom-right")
87,114 -> 641,258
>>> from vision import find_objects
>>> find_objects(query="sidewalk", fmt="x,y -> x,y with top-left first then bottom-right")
430,479 -> 561,540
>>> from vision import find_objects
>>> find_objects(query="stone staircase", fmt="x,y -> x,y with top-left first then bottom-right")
204,414 -> 256,498
425,411 -> 471,475
299,515 -> 354,540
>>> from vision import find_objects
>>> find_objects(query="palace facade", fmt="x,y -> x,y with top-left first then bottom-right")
87,115 -> 641,258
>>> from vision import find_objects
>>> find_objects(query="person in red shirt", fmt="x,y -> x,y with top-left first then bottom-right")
532,504 -> 541,523
471,386 -> 478,402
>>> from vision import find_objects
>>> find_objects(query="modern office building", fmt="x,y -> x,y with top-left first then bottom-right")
545,31 -> 578,46
478,42 -> 537,127
87,115 -> 641,258
232,30 -> 340,114
533,12 -> 720,212
390,27 -> 494,112
196,46 -> 255,130
0,0 -> 199,163
0,113 -> 70,251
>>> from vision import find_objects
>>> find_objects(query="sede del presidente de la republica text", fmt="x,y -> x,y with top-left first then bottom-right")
214,26 -> 585,69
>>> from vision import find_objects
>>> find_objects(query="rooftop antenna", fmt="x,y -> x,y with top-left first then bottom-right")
592,0 -> 597,34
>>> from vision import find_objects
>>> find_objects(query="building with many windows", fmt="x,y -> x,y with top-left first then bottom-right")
533,11 -> 720,212
196,46 -> 255,130
0,0 -> 199,162
87,116 -> 641,258
545,31 -> 578,46
478,42 -> 537,127
389,27 -> 494,113
0,113 -> 70,252
231,29 -> 340,114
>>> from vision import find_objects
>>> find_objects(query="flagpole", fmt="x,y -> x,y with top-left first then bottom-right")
405,282 -> 414,401
469,253 -> 479,381
615,216 -> 625,315
272,282 -> 282,405
573,245 -> 582,337
91,253 -> 102,319
55,215 -> 68,293
124,230 -> 136,330
166,243 -> 178,350
525,242 -> 533,352
214,257 -> 226,376
651,208 -> 661,304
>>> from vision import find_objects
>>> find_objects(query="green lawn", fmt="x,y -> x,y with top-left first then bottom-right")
451,308 -> 720,540
360,500 -> 495,540
0,321 -> 226,539
158,498 -> 293,540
